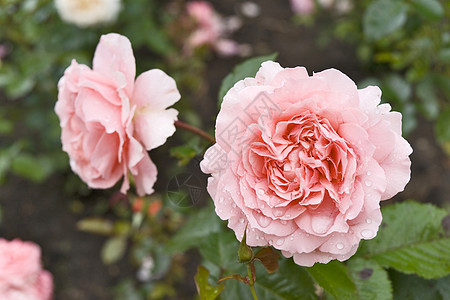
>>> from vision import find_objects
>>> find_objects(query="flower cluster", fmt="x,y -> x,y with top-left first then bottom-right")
185,1 -> 241,56
55,32 -> 412,266
201,61 -> 412,266
0,239 -> 53,300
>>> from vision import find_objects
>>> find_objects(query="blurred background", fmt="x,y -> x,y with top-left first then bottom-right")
0,0 -> 449,299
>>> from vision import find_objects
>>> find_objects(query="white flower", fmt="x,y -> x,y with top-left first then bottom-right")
55,0 -> 122,28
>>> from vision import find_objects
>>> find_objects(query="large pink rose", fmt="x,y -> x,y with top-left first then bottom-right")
0,239 -> 53,300
55,33 -> 180,196
201,61 -> 412,266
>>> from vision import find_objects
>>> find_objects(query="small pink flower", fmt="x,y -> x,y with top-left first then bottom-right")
185,1 -> 240,56
0,239 -> 53,300
201,61 -> 412,266
55,33 -> 180,196
290,0 -> 315,15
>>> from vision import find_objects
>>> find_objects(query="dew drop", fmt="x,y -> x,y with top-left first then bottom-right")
286,214 -> 291,218
261,204 -> 266,209
365,180 -> 372,187
336,243 -> 344,250
273,208 -> 284,217
361,229 -> 374,238
256,215 -> 272,228
257,189 -> 265,195
276,238 -> 285,246
240,218 -> 245,224
219,197 -> 224,203
232,203 -> 237,208
366,218 -> 372,224
290,235 -> 294,241
268,240 -> 273,245
255,236 -> 260,240
366,171 -> 372,176
251,228 -> 256,232
218,209 -> 223,213
306,234 -> 310,237
281,220 -> 287,225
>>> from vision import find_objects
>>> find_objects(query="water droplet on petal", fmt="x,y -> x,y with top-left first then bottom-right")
361,229 -> 374,238
365,180 -> 372,187
257,189 -> 265,195
273,208 -> 284,217
311,215 -> 333,234
256,214 -> 272,228
276,238 -> 285,246
218,209 -> 223,213
281,220 -> 287,225
219,197 -> 224,203
306,233 -> 310,237
290,235 -> 294,241
336,243 -> 344,250
286,214 -> 291,218
366,171 -> 372,176
232,203 -> 237,208
255,236 -> 260,240
366,218 -> 372,224
240,218 -> 245,224
251,228 -> 256,232
268,240 -> 273,245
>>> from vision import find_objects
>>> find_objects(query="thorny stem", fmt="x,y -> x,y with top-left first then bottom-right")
247,263 -> 259,300
174,120 -> 215,144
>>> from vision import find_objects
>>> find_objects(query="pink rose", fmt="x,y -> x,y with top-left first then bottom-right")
290,0 -> 315,15
55,33 -> 180,196
201,61 -> 412,266
185,1 -> 240,56
0,239 -> 53,300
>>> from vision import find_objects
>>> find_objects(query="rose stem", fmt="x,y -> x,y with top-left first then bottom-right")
247,263 -> 259,300
174,120 -> 215,144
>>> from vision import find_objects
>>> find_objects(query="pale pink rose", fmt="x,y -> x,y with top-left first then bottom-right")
290,0 -> 315,15
185,1 -> 240,56
0,239 -> 53,300
201,61 -> 412,266
55,33 -> 180,196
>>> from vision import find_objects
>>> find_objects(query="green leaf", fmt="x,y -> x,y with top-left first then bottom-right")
219,259 -> 316,300
348,258 -> 393,300
383,74 -> 411,103
11,154 -> 53,183
195,265 -> 225,300
254,259 -> 316,300
218,53 -> 278,105
166,204 -> 223,253
416,77 -> 439,120
76,217 -> 115,236
307,260 -> 357,300
435,107 -> 450,155
360,201 -> 450,279
170,144 -> 199,166
198,231 -> 240,274
371,238 -> 450,279
101,236 -> 127,265
363,0 -> 408,41
411,0 -> 444,21
360,201 -> 447,255
390,270 -> 450,300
